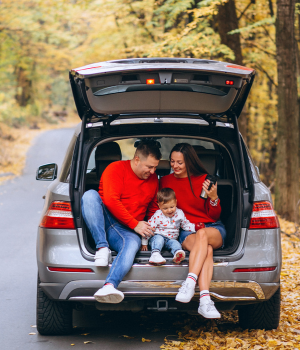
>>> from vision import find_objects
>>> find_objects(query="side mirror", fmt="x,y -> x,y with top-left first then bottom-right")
36,163 -> 58,181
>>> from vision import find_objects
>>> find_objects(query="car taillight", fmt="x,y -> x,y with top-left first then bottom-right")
40,201 -> 75,229
249,201 -> 279,229
233,267 -> 276,272
48,267 -> 94,273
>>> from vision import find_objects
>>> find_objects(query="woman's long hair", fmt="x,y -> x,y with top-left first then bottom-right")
169,143 -> 208,197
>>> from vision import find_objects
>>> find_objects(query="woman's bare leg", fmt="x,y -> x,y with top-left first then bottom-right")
198,245 -> 213,291
182,228 -> 222,277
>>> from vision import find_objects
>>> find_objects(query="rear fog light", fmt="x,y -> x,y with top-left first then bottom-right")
48,267 -> 94,273
233,267 -> 276,272
249,201 -> 279,229
40,201 -> 75,229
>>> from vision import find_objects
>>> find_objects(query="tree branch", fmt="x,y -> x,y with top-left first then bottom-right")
237,1 -> 254,21
246,42 -> 276,58
255,63 -> 278,87
128,4 -> 155,42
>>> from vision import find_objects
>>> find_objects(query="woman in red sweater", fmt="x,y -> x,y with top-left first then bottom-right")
160,143 -> 226,319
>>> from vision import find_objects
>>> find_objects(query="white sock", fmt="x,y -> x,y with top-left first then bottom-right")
186,273 -> 198,287
200,290 -> 211,304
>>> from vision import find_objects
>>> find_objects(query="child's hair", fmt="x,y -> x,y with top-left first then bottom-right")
157,188 -> 176,204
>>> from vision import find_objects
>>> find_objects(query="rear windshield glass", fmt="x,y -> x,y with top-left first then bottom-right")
86,137 -> 234,181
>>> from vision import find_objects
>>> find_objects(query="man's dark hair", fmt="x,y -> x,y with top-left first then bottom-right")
157,188 -> 176,204
135,141 -> 162,160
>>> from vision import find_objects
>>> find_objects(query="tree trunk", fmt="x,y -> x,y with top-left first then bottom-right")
275,0 -> 299,222
15,66 -> 32,107
217,0 -> 248,141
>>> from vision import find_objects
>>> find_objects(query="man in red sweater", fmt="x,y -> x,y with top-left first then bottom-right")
81,141 -> 161,303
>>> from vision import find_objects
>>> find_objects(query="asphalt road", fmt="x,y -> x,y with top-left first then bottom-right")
0,127 -> 186,350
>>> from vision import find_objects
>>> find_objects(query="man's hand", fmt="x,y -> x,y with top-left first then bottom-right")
141,245 -> 148,251
134,221 -> 155,238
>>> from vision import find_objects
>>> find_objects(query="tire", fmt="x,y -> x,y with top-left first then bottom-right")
238,286 -> 281,330
36,278 -> 73,335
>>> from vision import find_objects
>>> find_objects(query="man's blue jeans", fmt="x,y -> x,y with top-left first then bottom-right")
81,190 -> 141,288
149,234 -> 182,255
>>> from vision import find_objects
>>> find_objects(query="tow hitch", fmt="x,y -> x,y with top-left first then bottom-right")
147,300 -> 177,312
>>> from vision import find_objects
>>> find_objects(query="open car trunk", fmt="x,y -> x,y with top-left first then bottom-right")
68,58 -> 255,261
72,122 -> 249,259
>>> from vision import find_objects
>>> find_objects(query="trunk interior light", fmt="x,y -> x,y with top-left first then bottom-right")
40,201 -> 75,229
48,267 -> 94,273
146,79 -> 155,84
249,201 -> 279,229
233,267 -> 276,272
226,80 -> 234,85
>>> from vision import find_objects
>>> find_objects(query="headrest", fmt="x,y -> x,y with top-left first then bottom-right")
192,145 -> 206,152
192,146 -> 221,175
95,142 -> 122,161
157,159 -> 170,170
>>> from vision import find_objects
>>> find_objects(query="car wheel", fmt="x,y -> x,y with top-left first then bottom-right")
36,278 -> 73,335
238,286 -> 280,330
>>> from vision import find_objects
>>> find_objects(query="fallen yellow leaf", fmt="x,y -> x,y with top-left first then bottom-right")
268,339 -> 278,346
71,344 -> 75,346
29,332 -> 36,335
83,341 -> 94,344
142,338 -> 151,342
122,335 -> 134,339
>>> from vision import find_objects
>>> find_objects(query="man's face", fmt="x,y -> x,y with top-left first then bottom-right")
134,155 -> 159,180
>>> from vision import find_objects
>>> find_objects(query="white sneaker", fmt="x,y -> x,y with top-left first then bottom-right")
175,280 -> 195,303
198,300 -> 221,319
94,284 -> 124,303
94,247 -> 111,267
149,251 -> 166,265
173,250 -> 185,264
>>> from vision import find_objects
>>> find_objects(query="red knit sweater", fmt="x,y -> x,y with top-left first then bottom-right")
160,173 -> 221,223
99,160 -> 159,229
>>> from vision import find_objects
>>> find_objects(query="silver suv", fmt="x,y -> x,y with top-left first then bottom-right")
36,58 -> 281,335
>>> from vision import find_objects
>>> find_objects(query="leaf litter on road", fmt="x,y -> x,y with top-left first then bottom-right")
142,337 -> 151,342
121,335 -> 135,339
160,217 -> 300,350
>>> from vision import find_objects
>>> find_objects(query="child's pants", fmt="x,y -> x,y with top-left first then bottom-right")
149,234 -> 182,255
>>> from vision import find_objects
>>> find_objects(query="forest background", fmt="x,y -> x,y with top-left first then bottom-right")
0,0 -> 299,220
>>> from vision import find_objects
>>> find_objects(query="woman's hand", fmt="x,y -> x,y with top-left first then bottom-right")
202,180 -> 218,200
141,245 -> 148,251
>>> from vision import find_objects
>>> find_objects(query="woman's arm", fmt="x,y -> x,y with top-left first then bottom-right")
203,181 -> 221,221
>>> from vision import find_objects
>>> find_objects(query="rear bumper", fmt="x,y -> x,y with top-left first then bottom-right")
40,279 -> 279,303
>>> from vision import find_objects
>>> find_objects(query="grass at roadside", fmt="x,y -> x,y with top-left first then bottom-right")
0,114 -> 78,185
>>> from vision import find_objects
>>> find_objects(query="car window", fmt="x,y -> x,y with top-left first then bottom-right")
86,137 -> 216,173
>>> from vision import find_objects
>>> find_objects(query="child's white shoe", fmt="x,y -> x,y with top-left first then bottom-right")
149,251 -> 166,265
173,249 -> 185,264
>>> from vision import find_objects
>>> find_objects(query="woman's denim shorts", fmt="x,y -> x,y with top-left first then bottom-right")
178,220 -> 227,249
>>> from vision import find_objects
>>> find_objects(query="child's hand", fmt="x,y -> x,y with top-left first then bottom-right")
141,245 -> 148,251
